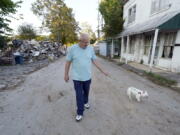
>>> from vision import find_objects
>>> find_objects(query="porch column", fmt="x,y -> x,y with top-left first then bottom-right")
111,39 -> 114,58
149,29 -> 159,71
120,36 -> 124,62
126,36 -> 130,64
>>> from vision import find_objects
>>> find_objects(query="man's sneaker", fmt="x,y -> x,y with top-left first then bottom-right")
84,103 -> 90,109
75,115 -> 83,121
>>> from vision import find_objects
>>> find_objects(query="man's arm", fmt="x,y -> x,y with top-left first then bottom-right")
92,59 -> 108,76
64,61 -> 71,82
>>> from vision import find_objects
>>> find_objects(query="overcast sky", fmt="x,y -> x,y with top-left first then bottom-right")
10,0 -> 99,35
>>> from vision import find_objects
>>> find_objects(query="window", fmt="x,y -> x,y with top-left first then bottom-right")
151,0 -> 170,14
129,36 -> 135,54
128,5 -> 136,24
162,32 -> 176,59
144,35 -> 153,56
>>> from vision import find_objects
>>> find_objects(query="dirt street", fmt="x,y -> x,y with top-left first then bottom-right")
0,57 -> 180,135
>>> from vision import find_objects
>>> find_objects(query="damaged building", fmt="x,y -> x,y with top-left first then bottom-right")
119,0 -> 180,72
99,0 -> 180,72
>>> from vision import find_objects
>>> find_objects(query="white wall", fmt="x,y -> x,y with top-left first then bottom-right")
133,35 -> 142,62
142,56 -> 149,65
123,0 -> 151,27
158,58 -> 172,70
123,0 -> 180,28
154,31 -> 180,72
171,30 -> 180,72
121,53 -> 135,62
139,35 -> 145,62
98,42 -> 107,56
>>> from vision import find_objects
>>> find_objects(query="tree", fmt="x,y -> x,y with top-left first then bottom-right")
99,0 -> 123,37
32,0 -> 79,44
0,0 -> 22,35
0,36 -> 6,49
80,22 -> 97,44
0,0 -> 22,48
18,24 -> 37,40
35,35 -> 48,41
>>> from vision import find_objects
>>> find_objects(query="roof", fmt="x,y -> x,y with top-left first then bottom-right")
123,0 -> 129,4
118,10 -> 180,37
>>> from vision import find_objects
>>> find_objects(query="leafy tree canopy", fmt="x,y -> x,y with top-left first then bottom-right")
32,0 -> 79,44
18,24 -> 37,40
0,0 -> 22,35
99,0 -> 123,38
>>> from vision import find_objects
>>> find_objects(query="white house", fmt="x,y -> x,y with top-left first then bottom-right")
119,0 -> 180,72
98,40 -> 108,56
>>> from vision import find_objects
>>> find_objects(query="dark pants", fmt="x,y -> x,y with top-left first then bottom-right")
73,79 -> 91,115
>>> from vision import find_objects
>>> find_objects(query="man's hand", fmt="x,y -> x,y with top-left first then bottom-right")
64,74 -> 69,82
92,59 -> 109,77
64,61 -> 71,82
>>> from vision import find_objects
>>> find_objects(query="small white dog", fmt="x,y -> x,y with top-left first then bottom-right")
127,87 -> 148,102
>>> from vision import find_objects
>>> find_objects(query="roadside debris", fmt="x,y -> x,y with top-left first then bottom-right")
0,59 -> 49,91
0,39 -> 66,91
0,39 -> 64,65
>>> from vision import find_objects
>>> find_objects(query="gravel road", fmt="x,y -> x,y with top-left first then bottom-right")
0,57 -> 180,135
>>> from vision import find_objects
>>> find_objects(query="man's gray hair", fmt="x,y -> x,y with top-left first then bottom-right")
79,33 -> 89,41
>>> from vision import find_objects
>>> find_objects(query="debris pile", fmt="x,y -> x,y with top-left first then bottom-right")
0,40 -> 64,65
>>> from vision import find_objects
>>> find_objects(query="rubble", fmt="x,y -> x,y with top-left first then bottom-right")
0,59 -> 49,91
0,84 -> 6,90
0,39 -> 65,91
0,39 -> 64,65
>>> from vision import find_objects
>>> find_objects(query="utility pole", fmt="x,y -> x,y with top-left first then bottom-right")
97,0 -> 100,40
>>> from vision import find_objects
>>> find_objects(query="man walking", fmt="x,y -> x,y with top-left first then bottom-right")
64,33 -> 108,121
